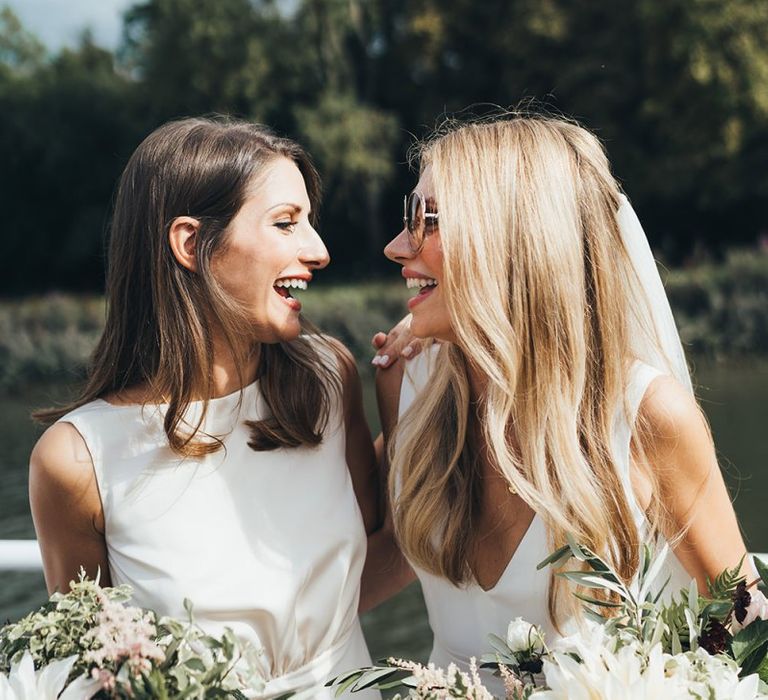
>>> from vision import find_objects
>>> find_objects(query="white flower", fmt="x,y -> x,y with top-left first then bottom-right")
530,637 -> 768,700
506,617 -> 545,654
664,648 -> 764,700
0,652 -> 101,699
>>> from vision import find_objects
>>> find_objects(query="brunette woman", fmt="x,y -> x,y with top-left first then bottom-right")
30,117 -> 380,699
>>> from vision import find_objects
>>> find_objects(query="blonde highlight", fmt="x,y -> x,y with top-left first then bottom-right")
390,114 -> 679,630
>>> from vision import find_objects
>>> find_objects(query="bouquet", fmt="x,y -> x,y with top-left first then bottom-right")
331,539 -> 768,699
0,570 -> 264,699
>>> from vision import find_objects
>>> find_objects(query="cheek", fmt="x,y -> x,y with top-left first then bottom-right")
212,246 -> 270,302
422,236 -> 444,275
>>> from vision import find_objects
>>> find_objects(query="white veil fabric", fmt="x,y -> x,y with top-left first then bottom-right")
616,194 -> 694,396
617,196 -> 768,609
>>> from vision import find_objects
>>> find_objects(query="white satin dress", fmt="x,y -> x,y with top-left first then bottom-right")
58,371 -> 379,699
396,347 -> 690,697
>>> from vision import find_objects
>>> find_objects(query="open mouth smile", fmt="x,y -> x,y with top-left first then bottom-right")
405,276 -> 438,309
273,277 -> 308,311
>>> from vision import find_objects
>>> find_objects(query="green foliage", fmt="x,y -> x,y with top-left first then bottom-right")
666,251 -> 768,358
2,256 -> 768,394
2,0 -> 768,291
0,572 -> 132,678
707,556 -> 746,601
0,572 -> 264,698
0,7 -> 44,72
732,620 -> 768,677
0,294 -> 104,390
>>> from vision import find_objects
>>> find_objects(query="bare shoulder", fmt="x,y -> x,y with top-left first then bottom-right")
636,374 -> 714,485
30,422 -> 109,591
30,421 -> 103,534
30,421 -> 95,492
637,374 -> 706,448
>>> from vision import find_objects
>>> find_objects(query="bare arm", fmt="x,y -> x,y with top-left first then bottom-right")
633,375 -> 750,589
29,422 -> 110,593
359,361 -> 416,613
327,338 -> 380,537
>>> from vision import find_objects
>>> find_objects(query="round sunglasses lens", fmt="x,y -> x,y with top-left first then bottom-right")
407,193 -> 424,247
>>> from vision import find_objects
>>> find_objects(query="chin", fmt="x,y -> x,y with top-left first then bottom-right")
410,315 -> 452,341
274,319 -> 303,342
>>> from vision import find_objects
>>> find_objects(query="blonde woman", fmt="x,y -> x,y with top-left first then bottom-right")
369,116 -> 757,694
29,118 -> 380,699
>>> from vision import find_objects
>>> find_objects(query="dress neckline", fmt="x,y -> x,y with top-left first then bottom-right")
96,379 -> 260,410
471,514 -> 542,593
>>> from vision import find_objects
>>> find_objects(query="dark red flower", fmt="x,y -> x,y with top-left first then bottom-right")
734,581 -> 752,625
699,620 -> 729,655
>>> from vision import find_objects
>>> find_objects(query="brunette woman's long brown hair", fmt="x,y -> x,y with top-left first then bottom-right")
35,117 -> 340,455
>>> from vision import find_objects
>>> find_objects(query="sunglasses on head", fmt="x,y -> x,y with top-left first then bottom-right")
403,191 -> 439,253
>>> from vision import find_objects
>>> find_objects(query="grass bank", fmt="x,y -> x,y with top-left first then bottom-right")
1,251 -> 766,391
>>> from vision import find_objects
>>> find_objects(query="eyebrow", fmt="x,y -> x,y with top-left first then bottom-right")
266,203 -> 305,214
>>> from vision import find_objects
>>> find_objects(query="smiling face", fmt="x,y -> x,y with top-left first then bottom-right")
384,166 -> 456,343
212,156 -> 329,343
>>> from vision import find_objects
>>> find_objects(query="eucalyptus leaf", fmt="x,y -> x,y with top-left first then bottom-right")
559,572 -> 629,599
572,591 -> 623,608
637,543 -> 670,603
537,544 -> 571,571
352,667 -> 406,690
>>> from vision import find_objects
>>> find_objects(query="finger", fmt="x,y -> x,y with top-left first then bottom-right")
402,340 -> 424,359
371,353 -> 390,368
371,332 -> 387,349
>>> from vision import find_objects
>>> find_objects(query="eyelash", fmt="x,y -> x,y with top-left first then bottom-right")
274,221 -> 298,233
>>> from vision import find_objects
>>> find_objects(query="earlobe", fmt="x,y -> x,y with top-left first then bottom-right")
168,216 -> 200,272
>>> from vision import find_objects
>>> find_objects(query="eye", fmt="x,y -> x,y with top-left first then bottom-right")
274,220 -> 298,233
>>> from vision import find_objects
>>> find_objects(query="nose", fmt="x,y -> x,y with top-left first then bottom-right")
384,226 -> 414,263
298,223 -> 330,270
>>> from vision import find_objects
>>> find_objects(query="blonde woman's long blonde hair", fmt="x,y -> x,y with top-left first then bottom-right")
389,115 -> 676,628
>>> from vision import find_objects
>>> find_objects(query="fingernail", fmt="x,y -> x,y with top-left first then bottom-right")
380,354 -> 389,366
371,355 -> 382,366
402,346 -> 413,358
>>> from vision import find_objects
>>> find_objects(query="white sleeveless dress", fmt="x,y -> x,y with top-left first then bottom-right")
58,370 -> 379,699
397,347 -> 690,697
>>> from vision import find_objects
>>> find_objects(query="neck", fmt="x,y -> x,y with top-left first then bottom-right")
211,334 -> 261,398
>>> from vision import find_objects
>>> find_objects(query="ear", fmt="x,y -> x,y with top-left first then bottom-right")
168,216 -> 200,272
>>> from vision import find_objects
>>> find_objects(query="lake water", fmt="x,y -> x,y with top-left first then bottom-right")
1,360 -> 766,665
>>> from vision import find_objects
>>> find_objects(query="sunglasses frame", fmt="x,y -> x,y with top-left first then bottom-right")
403,191 -> 439,253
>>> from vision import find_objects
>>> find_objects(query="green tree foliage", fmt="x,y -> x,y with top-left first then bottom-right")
0,0 -> 767,292
0,10 -> 141,292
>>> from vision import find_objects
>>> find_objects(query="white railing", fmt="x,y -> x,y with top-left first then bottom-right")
0,540 -> 43,571
0,539 -> 765,574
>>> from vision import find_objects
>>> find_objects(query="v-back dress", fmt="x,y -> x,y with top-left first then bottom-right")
396,347 -> 690,696
58,368 -> 379,698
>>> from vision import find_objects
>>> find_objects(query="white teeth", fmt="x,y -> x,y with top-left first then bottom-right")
406,277 -> 438,289
275,278 -> 308,290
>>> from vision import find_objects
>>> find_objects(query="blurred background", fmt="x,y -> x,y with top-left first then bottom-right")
1,0 -> 766,669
